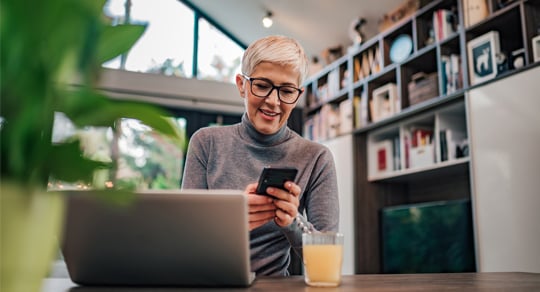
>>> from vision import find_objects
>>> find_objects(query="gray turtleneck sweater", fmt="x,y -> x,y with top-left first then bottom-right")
181,114 -> 339,276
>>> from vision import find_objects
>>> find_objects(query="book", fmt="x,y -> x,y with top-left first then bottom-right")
450,54 -> 462,92
353,95 -> 364,129
368,48 -> 375,74
327,69 -> 340,98
440,54 -> 462,95
433,9 -> 455,42
439,129 -> 449,162
303,117 -> 314,141
339,98 -> 354,134
403,131 -> 411,169
361,53 -> 371,78
393,135 -> 401,171
372,46 -> 381,74
320,104 -> 340,140
375,140 -> 393,173
410,127 -> 433,147
463,0 -> 489,28
354,57 -> 362,82
440,55 -> 450,95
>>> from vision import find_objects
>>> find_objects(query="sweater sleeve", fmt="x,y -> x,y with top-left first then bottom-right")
181,129 -> 209,189
281,146 -> 340,258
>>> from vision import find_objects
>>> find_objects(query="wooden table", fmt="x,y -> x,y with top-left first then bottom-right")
42,272 -> 540,291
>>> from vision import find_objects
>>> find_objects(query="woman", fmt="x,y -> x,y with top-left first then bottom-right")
182,35 -> 339,276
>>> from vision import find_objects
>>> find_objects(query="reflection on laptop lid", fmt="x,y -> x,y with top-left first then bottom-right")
61,189 -> 255,287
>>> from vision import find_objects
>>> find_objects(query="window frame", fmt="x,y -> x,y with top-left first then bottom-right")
106,0 -> 247,80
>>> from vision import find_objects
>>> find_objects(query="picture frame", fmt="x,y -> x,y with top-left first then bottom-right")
532,35 -> 540,63
370,83 -> 398,122
467,31 -> 500,85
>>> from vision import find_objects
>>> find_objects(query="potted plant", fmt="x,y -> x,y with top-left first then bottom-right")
0,1 -> 182,291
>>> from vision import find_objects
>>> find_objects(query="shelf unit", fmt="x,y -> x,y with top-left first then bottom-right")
302,0 -> 540,273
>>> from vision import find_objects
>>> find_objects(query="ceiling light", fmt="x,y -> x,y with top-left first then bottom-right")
262,11 -> 273,28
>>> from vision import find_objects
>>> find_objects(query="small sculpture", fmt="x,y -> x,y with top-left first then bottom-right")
349,17 -> 367,45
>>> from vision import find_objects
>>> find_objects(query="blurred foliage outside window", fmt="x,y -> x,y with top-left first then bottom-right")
197,18 -> 243,83
103,0 -> 243,84
50,113 -> 186,191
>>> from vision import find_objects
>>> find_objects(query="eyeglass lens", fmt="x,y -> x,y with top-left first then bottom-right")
250,79 -> 300,103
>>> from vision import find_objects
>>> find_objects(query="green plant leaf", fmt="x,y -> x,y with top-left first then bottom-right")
57,88 -> 182,144
97,24 -> 147,64
48,141 -> 111,183
1,0 -> 181,190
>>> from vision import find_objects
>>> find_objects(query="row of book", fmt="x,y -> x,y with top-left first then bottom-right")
432,8 -> 456,42
353,46 -> 382,83
439,128 -> 469,162
307,68 -> 342,108
440,54 -> 463,95
353,93 -> 368,129
303,100 -> 353,142
304,91 -> 372,142
371,127 -> 469,174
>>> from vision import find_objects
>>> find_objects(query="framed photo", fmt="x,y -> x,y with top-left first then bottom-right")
370,83 -> 398,122
532,35 -> 540,63
467,31 -> 500,85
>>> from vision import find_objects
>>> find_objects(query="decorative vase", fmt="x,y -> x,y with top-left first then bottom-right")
1,183 -> 65,292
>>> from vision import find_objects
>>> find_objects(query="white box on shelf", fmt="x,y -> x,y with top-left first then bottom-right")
371,83 -> 398,122
409,144 -> 435,169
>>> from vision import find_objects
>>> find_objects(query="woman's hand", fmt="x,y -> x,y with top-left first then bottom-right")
245,183 -> 277,231
265,181 -> 301,227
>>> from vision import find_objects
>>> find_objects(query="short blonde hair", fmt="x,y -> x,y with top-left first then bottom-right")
241,35 -> 309,85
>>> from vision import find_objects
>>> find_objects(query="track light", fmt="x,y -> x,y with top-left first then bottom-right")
262,11 -> 273,28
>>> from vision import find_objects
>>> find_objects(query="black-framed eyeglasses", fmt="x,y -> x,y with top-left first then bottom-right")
241,74 -> 303,104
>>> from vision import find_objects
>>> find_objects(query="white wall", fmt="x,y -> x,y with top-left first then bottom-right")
323,134 -> 356,275
467,66 -> 540,272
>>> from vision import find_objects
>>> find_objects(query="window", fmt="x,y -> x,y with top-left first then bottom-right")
102,0 -> 245,83
103,0 -> 194,78
197,18 -> 243,83
50,112 -> 187,190
115,118 -> 186,189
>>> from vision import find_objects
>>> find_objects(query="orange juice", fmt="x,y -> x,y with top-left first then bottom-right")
303,244 -> 343,287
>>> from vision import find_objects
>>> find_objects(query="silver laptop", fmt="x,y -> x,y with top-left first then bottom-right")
61,189 -> 255,287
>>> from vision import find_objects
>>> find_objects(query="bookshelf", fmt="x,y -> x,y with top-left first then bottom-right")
302,0 -> 540,273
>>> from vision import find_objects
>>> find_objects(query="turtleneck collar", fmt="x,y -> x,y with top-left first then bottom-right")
239,113 -> 290,146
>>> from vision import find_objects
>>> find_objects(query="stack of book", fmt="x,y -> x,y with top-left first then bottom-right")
432,9 -> 456,42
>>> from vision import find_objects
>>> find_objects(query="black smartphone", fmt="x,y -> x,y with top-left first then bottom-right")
255,167 -> 298,196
